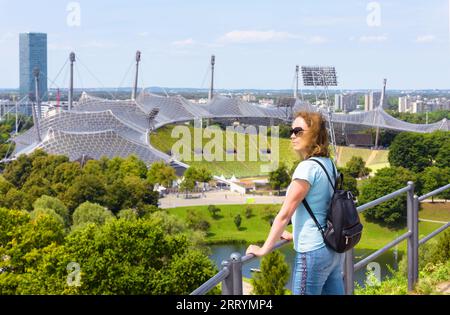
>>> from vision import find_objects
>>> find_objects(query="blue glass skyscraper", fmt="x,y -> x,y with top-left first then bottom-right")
19,33 -> 47,101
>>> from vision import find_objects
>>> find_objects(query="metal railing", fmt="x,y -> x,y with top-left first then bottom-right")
191,182 -> 450,295
344,182 -> 449,294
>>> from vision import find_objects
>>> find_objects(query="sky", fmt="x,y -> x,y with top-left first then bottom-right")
0,0 -> 449,90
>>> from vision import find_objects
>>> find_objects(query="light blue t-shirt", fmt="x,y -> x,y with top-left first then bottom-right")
288,156 -> 337,253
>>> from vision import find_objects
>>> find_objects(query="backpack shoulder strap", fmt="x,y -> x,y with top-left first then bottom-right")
308,158 -> 336,192
302,199 -> 325,237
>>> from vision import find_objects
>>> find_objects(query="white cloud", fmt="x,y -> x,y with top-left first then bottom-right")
138,32 -> 149,37
415,35 -> 436,43
358,35 -> 388,43
307,36 -> 329,44
217,30 -> 298,44
171,38 -> 196,47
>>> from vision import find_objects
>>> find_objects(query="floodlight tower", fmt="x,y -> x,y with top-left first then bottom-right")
294,65 -> 299,99
301,66 -> 338,162
32,67 -> 42,142
132,50 -> 141,101
208,55 -> 215,101
68,52 -> 76,111
374,78 -> 387,148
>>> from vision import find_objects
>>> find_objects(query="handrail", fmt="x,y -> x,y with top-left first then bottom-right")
191,182 -> 449,295
356,185 -> 411,213
418,183 -> 450,201
190,267 -> 230,295
419,222 -> 450,245
241,239 -> 290,264
354,231 -> 411,271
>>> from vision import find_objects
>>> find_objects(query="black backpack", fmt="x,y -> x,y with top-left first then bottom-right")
302,158 -> 363,253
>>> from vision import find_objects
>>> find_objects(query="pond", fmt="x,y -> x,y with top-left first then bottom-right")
207,243 -> 403,291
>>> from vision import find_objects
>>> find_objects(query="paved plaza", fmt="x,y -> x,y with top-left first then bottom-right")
159,190 -> 286,209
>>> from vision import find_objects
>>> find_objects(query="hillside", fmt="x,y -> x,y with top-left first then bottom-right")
150,124 -> 389,177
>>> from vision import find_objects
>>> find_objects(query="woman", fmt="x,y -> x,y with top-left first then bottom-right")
245,111 -> 344,295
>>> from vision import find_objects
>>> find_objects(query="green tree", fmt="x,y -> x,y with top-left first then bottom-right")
72,201 -> 114,228
147,161 -> 176,188
103,178 -> 129,213
52,162 -> 82,186
82,160 -> 106,179
30,208 -> 66,229
194,166 -> 213,183
388,132 -> 431,172
29,154 -> 69,183
345,156 -> 371,178
245,206 -> 253,219
423,131 -> 450,161
62,174 -> 106,212
435,141 -> 450,169
116,208 -> 138,221
338,167 -> 359,197
234,214 -> 242,230
2,153 -> 34,188
421,167 -> 450,201
269,163 -> 291,194
0,218 -> 217,294
21,175 -> 55,206
186,209 -> 210,231
119,154 -> 148,179
207,205 -> 221,218
359,167 -> 417,228
3,188 -> 32,211
0,209 -> 65,279
0,207 -> 29,246
261,206 -> 277,223
121,175 -> 159,210
33,195 -> 70,227
0,176 -> 14,208
182,166 -> 212,185
180,177 -> 195,198
251,251 -> 289,295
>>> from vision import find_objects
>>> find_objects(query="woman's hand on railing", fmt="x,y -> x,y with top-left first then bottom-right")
245,244 -> 268,257
280,231 -> 293,241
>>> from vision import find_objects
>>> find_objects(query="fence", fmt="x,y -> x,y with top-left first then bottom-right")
191,182 -> 450,295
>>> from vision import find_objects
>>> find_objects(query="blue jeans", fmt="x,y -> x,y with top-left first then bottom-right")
292,245 -> 345,295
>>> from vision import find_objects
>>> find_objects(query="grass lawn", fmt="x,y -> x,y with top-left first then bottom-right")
150,124 -> 389,177
166,203 -> 446,251
419,202 -> 450,222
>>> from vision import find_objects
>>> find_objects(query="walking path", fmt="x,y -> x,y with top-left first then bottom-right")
418,218 -> 449,224
159,191 -> 285,209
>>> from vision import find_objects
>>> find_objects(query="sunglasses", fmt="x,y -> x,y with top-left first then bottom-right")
290,127 -> 307,136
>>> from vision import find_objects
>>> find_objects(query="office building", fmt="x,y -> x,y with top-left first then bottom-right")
19,32 -> 48,101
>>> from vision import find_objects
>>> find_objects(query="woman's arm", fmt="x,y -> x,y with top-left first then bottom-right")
245,179 -> 310,256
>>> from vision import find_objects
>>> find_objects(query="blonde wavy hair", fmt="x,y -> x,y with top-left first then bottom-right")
294,111 -> 330,159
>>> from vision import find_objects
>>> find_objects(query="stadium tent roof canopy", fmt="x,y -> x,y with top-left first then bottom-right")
36,128 -> 169,164
10,89 -> 449,165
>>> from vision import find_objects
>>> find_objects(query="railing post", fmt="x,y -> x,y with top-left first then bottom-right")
343,249 -> 354,295
221,260 -> 233,295
406,181 -> 417,291
413,195 -> 419,285
230,253 -> 243,295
